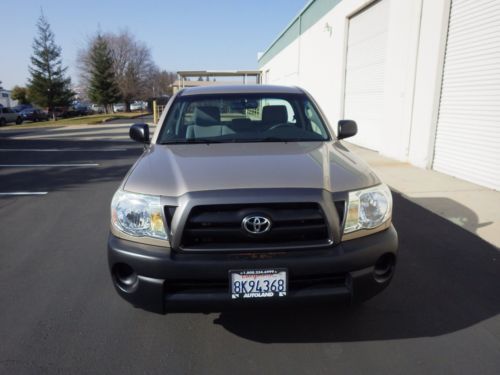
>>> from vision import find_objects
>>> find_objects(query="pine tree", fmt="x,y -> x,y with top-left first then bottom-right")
27,13 -> 74,120
87,35 -> 121,113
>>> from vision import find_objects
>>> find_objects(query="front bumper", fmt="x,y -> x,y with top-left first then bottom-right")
108,225 -> 398,313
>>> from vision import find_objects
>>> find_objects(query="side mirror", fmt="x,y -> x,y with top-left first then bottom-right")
337,120 -> 357,140
129,123 -> 150,144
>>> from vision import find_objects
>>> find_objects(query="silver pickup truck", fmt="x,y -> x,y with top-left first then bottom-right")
0,106 -> 23,125
107,85 -> 398,313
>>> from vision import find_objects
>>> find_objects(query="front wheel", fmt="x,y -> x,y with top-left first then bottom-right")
15,117 -> 23,125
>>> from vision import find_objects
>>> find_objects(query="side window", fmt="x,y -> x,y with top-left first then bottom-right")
304,101 -> 327,137
163,103 -> 183,137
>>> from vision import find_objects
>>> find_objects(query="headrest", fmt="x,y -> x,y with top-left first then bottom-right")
262,105 -> 288,125
194,106 -> 220,126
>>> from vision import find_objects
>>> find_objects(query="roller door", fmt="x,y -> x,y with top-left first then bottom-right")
433,0 -> 500,190
343,0 -> 389,150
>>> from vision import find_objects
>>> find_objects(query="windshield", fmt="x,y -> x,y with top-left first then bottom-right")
157,94 -> 330,144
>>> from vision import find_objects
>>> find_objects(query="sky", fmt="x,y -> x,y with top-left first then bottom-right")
0,0 -> 308,90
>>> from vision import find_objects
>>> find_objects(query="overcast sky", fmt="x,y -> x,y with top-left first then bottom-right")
0,0 -> 308,90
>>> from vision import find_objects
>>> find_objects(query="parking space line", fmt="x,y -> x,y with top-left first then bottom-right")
0,192 -> 48,196
0,163 -> 100,167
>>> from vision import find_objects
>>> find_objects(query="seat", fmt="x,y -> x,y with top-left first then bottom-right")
194,106 -> 220,125
262,105 -> 288,127
187,106 -> 224,139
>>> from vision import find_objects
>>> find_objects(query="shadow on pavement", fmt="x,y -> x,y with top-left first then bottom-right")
215,193 -> 500,343
412,196 -> 493,235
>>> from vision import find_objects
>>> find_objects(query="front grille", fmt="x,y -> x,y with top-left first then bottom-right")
180,203 -> 331,250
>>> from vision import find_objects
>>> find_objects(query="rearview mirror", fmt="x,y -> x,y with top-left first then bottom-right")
129,123 -> 150,144
337,120 -> 357,140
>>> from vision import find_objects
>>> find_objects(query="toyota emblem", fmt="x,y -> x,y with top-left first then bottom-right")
242,215 -> 272,234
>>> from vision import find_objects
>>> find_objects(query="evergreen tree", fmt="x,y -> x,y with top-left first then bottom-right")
87,35 -> 121,113
27,13 -> 74,119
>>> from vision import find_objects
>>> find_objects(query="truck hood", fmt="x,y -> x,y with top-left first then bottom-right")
123,142 -> 380,196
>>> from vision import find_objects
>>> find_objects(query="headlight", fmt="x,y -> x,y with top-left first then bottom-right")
344,184 -> 392,234
111,190 -> 167,240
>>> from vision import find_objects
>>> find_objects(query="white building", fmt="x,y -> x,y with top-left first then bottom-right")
0,89 -> 17,108
258,0 -> 500,191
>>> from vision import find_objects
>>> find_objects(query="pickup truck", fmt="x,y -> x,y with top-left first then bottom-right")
108,85 -> 398,313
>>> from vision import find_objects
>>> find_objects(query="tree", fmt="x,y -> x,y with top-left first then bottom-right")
27,13 -> 74,119
78,31 -> 158,112
11,86 -> 30,104
144,68 -> 176,98
87,35 -> 121,113
106,31 -> 155,111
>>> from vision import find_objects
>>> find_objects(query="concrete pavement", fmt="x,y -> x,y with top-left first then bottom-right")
346,143 -> 500,248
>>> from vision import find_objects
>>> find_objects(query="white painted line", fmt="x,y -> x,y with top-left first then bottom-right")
0,163 -> 99,167
0,148 -> 129,152
0,192 -> 48,196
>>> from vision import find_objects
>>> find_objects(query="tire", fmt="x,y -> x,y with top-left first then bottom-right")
15,117 -> 23,125
0,118 -> 6,126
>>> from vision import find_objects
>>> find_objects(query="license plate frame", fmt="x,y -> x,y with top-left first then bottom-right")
229,268 -> 288,299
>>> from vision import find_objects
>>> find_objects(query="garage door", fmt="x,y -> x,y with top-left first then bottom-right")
343,0 -> 389,150
433,0 -> 500,190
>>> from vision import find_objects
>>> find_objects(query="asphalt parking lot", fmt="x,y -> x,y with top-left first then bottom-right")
0,124 -> 499,374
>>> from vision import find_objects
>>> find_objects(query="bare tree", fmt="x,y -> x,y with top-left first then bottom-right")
78,30 -> 168,111
144,67 -> 176,98
106,31 -> 153,110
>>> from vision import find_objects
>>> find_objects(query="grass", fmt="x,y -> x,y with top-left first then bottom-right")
3,112 -> 149,129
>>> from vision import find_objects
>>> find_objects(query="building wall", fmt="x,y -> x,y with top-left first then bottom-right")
259,0 -> 451,167
0,90 -> 16,108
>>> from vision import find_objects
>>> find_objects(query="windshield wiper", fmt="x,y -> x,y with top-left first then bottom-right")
242,137 -> 321,143
161,139 -> 224,144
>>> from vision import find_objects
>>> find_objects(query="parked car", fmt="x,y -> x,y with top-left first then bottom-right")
12,104 -> 33,113
108,85 -> 398,314
51,107 -> 69,118
19,108 -> 49,122
51,105 -> 87,119
0,106 -> 23,125
130,101 -> 147,111
73,104 -> 90,116
90,104 -> 105,114
113,103 -> 126,112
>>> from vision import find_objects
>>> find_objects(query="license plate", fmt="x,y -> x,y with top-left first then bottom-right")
230,269 -> 287,299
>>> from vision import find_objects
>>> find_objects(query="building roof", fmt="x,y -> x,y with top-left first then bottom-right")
170,80 -> 227,88
258,0 -> 342,68
178,84 -> 304,96
177,70 -> 261,78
